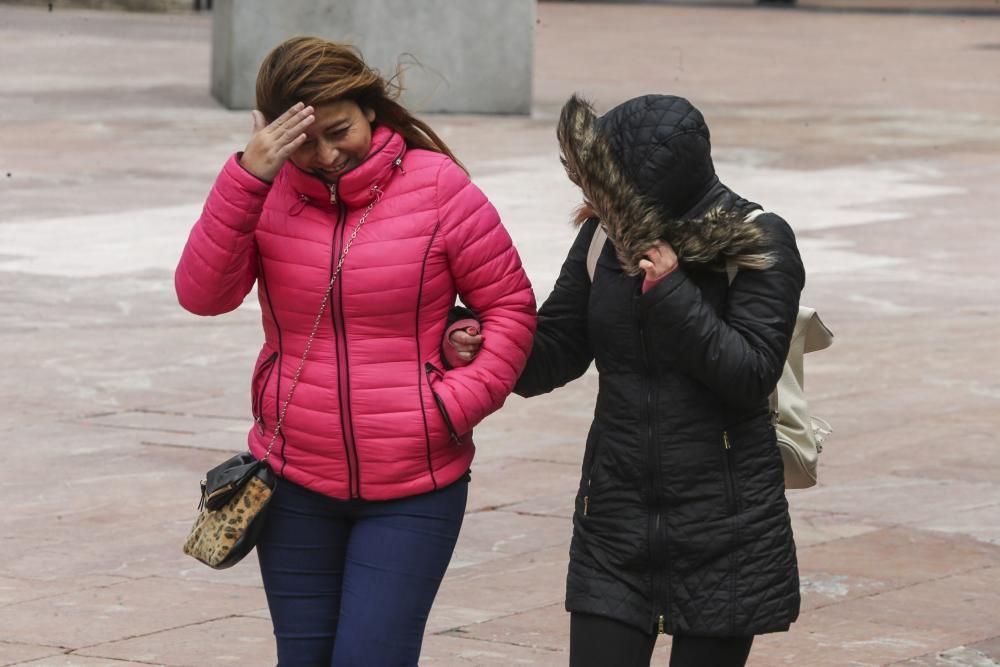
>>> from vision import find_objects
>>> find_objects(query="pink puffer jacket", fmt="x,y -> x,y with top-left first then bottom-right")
175,127 -> 536,500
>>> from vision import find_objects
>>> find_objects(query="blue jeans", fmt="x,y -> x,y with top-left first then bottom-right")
255,476 -> 468,666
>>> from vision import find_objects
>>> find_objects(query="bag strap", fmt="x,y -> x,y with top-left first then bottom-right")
725,209 -> 768,285
260,185 -> 384,463
586,223 -> 607,283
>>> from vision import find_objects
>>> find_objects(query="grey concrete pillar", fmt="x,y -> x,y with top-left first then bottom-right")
211,0 -> 535,114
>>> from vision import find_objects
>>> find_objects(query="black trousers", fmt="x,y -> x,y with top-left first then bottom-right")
570,613 -> 754,667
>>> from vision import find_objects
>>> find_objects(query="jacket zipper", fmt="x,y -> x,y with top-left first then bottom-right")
723,429 -> 740,632
251,351 -> 278,435
330,198 -> 361,498
583,427 -> 602,516
325,133 -> 400,205
414,218 -> 442,489
256,260 -> 287,472
425,362 -> 461,444
639,303 -> 669,634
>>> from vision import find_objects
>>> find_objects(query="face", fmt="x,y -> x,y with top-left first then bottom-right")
290,100 -> 376,183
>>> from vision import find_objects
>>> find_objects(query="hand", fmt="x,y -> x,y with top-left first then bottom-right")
239,102 -> 315,182
638,241 -> 679,282
449,327 -> 484,363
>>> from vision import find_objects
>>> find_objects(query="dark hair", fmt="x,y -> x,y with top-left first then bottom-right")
256,36 -> 464,170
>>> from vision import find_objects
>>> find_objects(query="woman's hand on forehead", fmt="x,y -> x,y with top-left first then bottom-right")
239,102 -> 315,183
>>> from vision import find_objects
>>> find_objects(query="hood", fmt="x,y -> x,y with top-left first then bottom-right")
558,94 -> 774,276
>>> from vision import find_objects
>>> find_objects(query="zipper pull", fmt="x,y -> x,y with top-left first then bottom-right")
394,156 -> 406,174
289,194 -> 308,215
723,431 -> 731,450
658,615 -> 665,634
583,496 -> 589,516
328,183 -> 337,205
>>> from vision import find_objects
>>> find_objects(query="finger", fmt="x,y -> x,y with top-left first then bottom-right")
279,113 -> 315,144
271,105 -> 313,135
275,132 -> 309,160
268,102 -> 305,131
451,330 -> 479,345
250,110 -> 267,133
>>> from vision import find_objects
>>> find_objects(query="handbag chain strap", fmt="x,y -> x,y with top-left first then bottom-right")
261,185 -> 383,463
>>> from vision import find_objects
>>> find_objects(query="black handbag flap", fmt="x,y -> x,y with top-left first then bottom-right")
203,452 -> 264,511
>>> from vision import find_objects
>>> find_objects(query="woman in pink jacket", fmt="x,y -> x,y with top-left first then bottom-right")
175,36 -> 536,666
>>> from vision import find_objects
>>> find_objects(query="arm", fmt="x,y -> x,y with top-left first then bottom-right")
430,161 -> 538,435
175,103 -> 315,316
174,155 -> 269,315
640,214 -> 805,408
514,220 -> 598,397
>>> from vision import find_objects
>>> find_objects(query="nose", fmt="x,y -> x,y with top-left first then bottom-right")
317,140 -> 340,167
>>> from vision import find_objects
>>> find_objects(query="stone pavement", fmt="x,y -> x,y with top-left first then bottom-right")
1,2 -> 999,665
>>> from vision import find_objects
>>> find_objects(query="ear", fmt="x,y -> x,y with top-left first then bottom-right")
364,107 -> 376,123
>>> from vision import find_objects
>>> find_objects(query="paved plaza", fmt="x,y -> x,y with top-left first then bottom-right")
1,1 -> 999,665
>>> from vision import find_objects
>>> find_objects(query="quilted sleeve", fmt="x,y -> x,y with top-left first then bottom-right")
639,214 -> 805,408
174,154 -> 270,316
514,220 -> 596,397
429,159 -> 537,436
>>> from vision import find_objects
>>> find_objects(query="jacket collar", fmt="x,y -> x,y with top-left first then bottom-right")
280,125 -> 405,210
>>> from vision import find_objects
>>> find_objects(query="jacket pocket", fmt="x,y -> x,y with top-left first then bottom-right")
251,352 -> 278,435
425,362 -> 461,444
721,430 -> 741,516
581,423 -> 604,517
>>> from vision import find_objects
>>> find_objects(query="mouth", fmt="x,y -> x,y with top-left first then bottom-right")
319,160 -> 351,178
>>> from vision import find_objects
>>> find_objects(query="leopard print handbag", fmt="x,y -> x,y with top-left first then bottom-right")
182,187 -> 383,569
183,452 -> 277,569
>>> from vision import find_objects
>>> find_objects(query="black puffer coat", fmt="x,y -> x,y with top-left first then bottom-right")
515,95 -> 804,636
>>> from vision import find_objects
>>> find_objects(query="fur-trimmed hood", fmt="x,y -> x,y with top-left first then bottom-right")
558,94 -> 773,276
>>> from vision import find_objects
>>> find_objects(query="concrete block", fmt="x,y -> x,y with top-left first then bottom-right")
211,0 -> 535,114
3,0 -> 196,11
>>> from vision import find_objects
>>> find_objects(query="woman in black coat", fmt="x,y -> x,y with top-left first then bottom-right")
452,94 -> 804,667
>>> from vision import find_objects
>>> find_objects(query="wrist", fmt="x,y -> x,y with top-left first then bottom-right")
237,152 -> 275,184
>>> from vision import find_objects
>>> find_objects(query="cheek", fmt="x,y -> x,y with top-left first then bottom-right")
351,129 -> 373,158
288,146 -> 312,169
